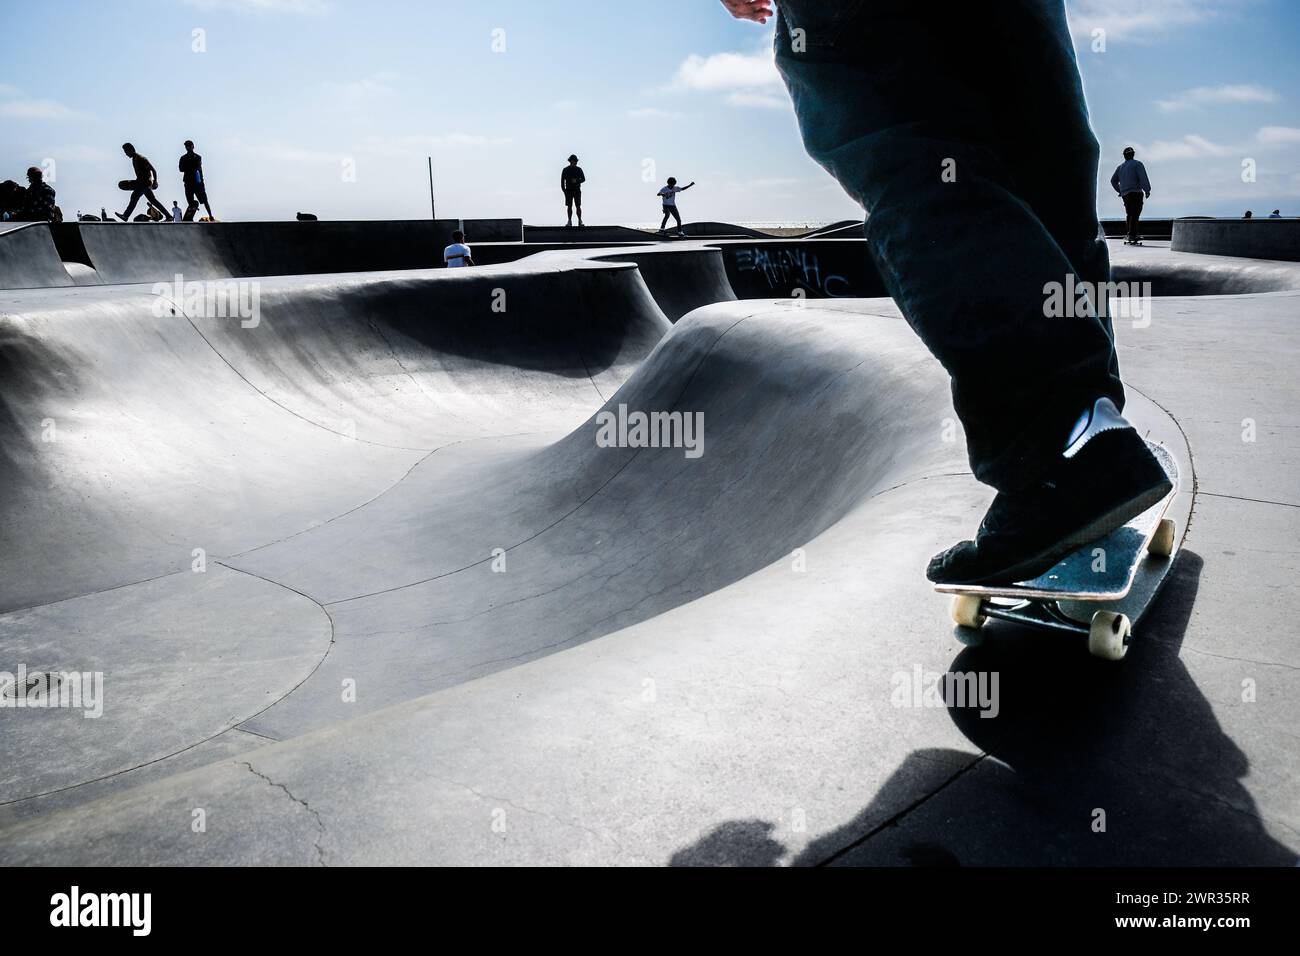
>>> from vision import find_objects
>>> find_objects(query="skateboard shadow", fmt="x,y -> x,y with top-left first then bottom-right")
670,550 -> 1297,866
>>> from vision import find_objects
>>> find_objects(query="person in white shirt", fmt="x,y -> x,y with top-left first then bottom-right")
657,177 -> 695,236
443,230 -> 474,268
170,201 -> 183,222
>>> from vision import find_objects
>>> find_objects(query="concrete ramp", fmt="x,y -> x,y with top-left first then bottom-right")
0,224 -> 73,290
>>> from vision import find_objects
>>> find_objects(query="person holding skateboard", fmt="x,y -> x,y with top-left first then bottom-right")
723,0 -> 1171,586
1111,147 -> 1152,245
116,144 -> 171,222
658,177 -> 694,236
562,154 -> 585,228
178,140 -> 215,222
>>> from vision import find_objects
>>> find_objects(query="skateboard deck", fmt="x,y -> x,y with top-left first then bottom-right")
935,443 -> 1180,661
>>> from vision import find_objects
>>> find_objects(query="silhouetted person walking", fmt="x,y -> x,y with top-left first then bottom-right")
179,140 -> 214,221
116,144 -> 170,222
562,155 -> 585,228
1111,146 -> 1152,245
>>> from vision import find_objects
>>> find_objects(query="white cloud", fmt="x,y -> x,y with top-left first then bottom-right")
0,85 -> 81,120
670,49 -> 780,93
1257,126 -> 1300,145
1066,0 -> 1230,43
665,46 -> 788,111
1156,83 -> 1279,111
1139,134 -> 1234,161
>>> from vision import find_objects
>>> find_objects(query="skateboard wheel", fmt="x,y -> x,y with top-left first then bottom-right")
951,594 -> 987,630
1148,517 -> 1176,558
1087,611 -> 1131,661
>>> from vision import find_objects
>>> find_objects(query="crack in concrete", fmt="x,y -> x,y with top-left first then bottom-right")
241,761 -> 329,866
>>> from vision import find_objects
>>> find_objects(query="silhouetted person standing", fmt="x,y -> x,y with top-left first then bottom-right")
179,140 -> 214,221
1110,146 -> 1151,245
116,144 -> 170,222
562,155 -> 585,228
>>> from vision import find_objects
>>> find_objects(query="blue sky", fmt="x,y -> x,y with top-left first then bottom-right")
2,0 -> 1297,223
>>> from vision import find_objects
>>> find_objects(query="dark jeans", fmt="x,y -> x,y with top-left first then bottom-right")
775,0 -> 1123,494
1122,192 -> 1144,240
123,181 -> 167,219
661,205 -> 682,229
185,178 -> 210,213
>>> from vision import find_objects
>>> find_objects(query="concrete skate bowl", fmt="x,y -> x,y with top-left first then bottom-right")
0,252 -> 958,810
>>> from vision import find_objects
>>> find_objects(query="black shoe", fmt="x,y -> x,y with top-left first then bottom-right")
927,405 -> 1172,586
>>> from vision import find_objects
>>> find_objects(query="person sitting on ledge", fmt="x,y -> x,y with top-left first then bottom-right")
15,167 -> 58,222
1269,210 -> 1282,218
1243,210 -> 1254,219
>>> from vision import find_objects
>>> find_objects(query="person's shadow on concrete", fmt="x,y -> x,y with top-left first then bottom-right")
671,551 -> 1298,866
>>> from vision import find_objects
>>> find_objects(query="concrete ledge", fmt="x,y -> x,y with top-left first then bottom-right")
47,219 -> 523,285
1172,218 -> 1300,261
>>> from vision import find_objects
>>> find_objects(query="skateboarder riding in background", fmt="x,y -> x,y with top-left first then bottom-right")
658,177 -> 694,236
116,144 -> 171,222
723,0 -> 1171,586
562,154 -> 585,228
1111,146 -> 1152,245
179,140 -> 215,222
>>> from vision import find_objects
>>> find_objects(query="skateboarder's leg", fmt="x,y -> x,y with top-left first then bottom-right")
774,0 -> 1169,584
1124,193 -> 1144,242
121,184 -> 145,218
143,188 -> 169,219
775,0 -> 1123,495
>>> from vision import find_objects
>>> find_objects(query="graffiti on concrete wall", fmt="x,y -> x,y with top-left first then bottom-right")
732,246 -> 853,297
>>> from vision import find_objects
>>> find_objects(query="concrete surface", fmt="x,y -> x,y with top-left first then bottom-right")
0,237 -> 1296,865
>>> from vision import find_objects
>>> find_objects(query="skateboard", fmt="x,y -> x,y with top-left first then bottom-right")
934,443 -> 1179,662
1123,239 -> 1144,246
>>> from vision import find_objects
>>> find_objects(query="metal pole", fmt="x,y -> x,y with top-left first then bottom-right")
434,158 -> 444,222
